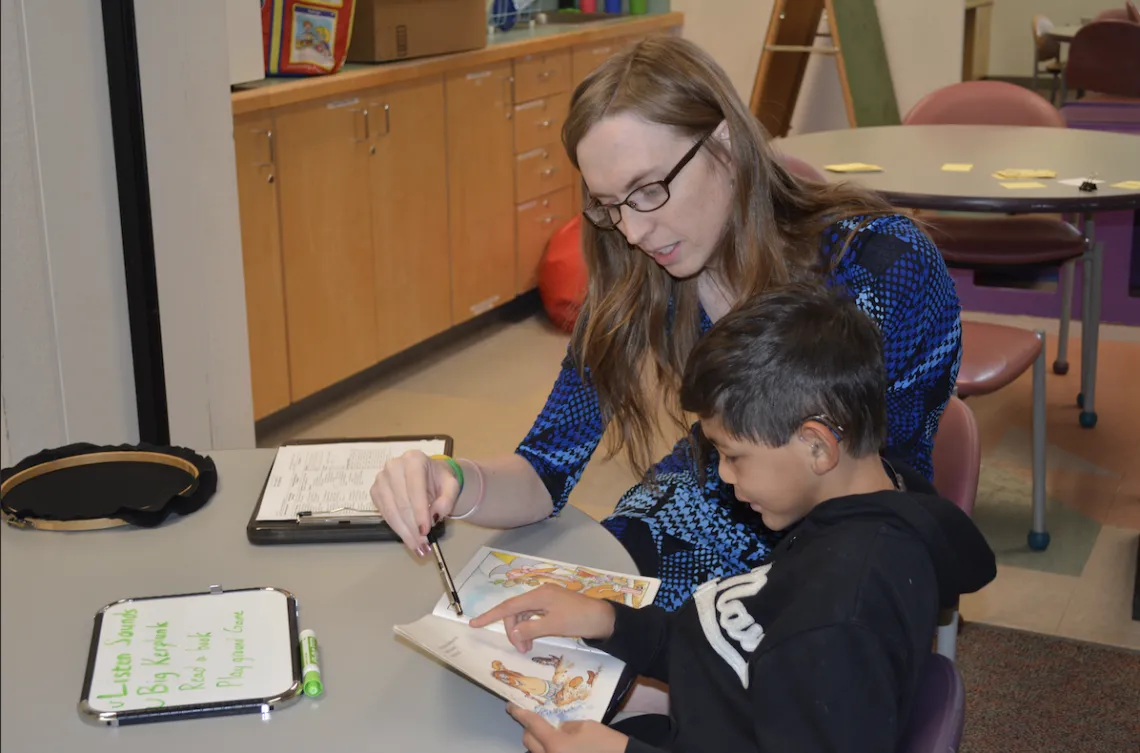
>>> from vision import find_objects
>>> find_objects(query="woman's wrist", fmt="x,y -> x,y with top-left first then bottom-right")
449,458 -> 486,520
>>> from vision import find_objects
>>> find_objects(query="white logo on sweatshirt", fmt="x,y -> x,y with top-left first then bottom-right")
693,564 -> 772,688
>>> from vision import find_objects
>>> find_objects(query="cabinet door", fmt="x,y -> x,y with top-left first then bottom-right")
233,115 -> 291,419
571,40 -> 622,89
445,62 -> 517,322
368,77 -> 452,359
516,187 -> 574,294
275,97 -> 378,400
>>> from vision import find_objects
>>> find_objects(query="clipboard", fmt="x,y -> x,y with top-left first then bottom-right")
79,586 -> 301,726
246,435 -> 453,545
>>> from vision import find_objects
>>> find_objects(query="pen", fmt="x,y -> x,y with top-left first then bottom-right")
299,629 -> 323,697
426,529 -> 464,616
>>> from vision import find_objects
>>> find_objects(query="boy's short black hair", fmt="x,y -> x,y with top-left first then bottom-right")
680,283 -> 887,457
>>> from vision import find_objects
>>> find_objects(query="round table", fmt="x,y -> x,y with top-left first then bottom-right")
0,449 -> 637,753
774,124 -> 1140,427
1046,24 -> 1082,43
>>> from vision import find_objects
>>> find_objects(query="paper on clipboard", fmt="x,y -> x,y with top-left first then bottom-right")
255,439 -> 447,521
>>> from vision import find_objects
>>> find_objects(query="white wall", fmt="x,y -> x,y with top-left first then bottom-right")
670,0 -> 963,134
1,0 -> 255,465
987,0 -> 1112,77
1,0 -> 138,463
134,1 -> 256,450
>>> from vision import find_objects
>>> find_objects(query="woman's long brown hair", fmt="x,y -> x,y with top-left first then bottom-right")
563,36 -> 895,478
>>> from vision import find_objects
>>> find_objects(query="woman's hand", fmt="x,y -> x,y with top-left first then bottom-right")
469,584 -> 617,653
508,705 -> 628,753
369,450 -> 460,556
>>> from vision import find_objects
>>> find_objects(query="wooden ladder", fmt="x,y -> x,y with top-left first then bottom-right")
750,0 -> 900,138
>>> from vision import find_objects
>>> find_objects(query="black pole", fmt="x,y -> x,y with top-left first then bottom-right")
100,0 -> 170,444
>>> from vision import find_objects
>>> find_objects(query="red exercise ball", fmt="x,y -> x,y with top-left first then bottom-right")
538,215 -> 587,333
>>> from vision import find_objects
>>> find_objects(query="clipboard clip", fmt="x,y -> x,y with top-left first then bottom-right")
296,509 -> 384,526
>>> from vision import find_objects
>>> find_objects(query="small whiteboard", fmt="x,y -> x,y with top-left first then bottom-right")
79,587 -> 301,725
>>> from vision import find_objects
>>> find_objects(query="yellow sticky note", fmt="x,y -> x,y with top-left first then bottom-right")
824,163 -> 884,173
992,169 -> 1056,180
941,163 -> 974,172
1000,181 -> 1048,189
1109,180 -> 1140,190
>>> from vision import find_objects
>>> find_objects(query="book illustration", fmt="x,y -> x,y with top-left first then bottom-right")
491,654 -> 602,719
434,548 -> 661,623
396,547 -> 657,723
393,614 -> 625,724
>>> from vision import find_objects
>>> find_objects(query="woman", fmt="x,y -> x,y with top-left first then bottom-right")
371,36 -> 960,611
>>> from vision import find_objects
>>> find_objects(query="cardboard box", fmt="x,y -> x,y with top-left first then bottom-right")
349,0 -> 487,63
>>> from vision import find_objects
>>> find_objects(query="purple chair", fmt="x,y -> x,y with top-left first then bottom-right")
897,654 -> 966,753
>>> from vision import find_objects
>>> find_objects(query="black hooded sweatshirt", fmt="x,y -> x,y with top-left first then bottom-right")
592,463 -> 996,753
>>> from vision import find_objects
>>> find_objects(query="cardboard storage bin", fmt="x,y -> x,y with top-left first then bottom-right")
349,0 -> 487,63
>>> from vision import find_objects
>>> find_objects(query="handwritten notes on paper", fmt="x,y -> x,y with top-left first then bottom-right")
255,440 -> 447,521
824,163 -> 883,173
85,589 -> 295,714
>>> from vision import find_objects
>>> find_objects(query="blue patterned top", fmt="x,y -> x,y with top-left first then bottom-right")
516,214 -> 962,517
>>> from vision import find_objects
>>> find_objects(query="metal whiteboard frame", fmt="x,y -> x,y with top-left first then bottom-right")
78,586 -> 303,727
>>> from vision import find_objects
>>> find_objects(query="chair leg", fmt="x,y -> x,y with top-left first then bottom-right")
1028,331 -> 1049,551
1049,73 -> 1060,105
936,610 -> 959,661
1054,260 -> 1075,374
1078,216 -> 1101,428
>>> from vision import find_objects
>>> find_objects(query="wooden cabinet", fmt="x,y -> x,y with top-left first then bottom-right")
513,51 -> 572,103
571,40 -> 622,88
445,62 -> 517,322
232,16 -> 683,417
367,77 -> 452,358
513,92 -> 570,154
275,96 -> 379,400
516,146 -> 573,203
233,114 -> 291,420
516,186 -> 574,294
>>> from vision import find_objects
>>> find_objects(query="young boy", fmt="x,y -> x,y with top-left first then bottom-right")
471,283 -> 996,753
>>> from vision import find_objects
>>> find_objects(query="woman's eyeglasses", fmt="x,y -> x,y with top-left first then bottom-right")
583,130 -> 714,230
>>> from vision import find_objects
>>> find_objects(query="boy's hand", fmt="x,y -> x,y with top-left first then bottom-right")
468,584 -> 617,653
507,705 -> 628,753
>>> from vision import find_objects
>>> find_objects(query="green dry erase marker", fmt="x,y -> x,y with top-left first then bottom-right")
299,629 -> 323,697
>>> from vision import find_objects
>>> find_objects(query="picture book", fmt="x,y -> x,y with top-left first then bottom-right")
394,547 -> 661,725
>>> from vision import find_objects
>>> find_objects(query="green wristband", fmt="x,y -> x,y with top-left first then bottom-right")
431,454 -> 464,492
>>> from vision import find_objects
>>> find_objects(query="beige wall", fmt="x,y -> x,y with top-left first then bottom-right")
986,0 -> 1115,77
670,0 -> 963,134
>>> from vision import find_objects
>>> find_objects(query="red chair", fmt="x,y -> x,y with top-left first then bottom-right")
896,655 -> 966,753
931,396 -> 981,660
1064,20 -> 1140,100
903,81 -> 1087,381
957,322 -> 1050,552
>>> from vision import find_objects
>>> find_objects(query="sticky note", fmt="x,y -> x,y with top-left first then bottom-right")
824,163 -> 884,173
941,163 -> 973,172
1109,180 -> 1140,190
992,169 -> 1055,180
1000,181 -> 1048,189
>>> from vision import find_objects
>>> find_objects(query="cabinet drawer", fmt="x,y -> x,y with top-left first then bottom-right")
515,146 -> 572,203
571,41 -> 621,88
516,187 -> 575,293
513,50 -> 572,103
513,92 -> 570,154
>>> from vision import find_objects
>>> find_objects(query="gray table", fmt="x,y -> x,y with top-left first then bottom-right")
775,124 -> 1140,428
0,449 -> 636,753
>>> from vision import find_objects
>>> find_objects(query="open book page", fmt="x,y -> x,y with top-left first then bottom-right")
429,547 -> 661,651
255,439 -> 446,521
394,615 -> 627,725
